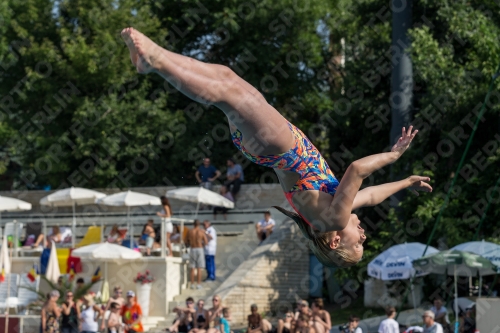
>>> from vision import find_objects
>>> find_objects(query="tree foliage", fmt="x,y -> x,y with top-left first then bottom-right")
1,0 -> 500,290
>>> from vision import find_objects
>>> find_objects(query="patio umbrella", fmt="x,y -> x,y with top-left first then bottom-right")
45,241 -> 61,284
413,250 -> 498,333
0,196 -> 32,216
40,187 -> 106,248
368,242 -> 439,311
95,191 -> 161,247
451,240 -> 500,296
0,235 -> 11,276
166,187 -> 234,217
72,242 -> 142,282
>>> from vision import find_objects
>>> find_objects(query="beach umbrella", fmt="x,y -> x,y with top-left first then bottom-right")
413,250 -> 498,333
40,187 -> 106,248
45,241 -> 61,284
72,243 -> 142,284
0,235 -> 11,276
166,187 -> 234,217
0,196 -> 32,233
95,191 -> 161,247
0,196 -> 32,214
451,240 -> 500,296
368,242 -> 439,312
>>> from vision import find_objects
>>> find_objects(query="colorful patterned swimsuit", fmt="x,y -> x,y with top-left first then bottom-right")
231,121 -> 340,226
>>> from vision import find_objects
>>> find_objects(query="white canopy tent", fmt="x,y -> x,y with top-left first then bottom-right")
95,191 -> 161,250
40,187 -> 106,248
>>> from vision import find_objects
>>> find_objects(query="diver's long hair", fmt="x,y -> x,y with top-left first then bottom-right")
273,206 -> 359,268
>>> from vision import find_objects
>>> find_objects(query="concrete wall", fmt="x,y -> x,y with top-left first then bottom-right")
363,278 -> 423,308
214,220 -> 310,325
476,297 -> 500,332
9,256 -> 187,317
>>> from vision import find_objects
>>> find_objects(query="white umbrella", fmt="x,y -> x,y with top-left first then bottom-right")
166,187 -> 234,217
96,191 -> 161,247
72,242 -> 142,282
368,242 -> 439,311
45,241 -> 60,284
72,242 -> 143,261
451,240 -> 500,296
0,235 -> 11,275
40,187 -> 106,248
0,197 -> 32,246
0,196 -> 32,213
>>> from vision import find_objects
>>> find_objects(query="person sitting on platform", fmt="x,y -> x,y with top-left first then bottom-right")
213,186 -> 234,220
247,304 -> 272,333
311,299 -> 331,333
107,224 -> 124,245
277,311 -> 294,333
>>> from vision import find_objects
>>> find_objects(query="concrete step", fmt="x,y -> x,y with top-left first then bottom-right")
153,223 -> 260,332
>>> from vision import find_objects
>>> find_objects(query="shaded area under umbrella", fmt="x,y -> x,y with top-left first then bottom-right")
413,249 -> 498,333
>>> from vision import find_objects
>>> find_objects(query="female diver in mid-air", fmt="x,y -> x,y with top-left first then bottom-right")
121,27 -> 432,268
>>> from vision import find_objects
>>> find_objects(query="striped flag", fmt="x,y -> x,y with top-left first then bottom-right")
27,264 -> 38,282
69,262 -> 76,281
0,265 -> 5,283
91,266 -> 101,283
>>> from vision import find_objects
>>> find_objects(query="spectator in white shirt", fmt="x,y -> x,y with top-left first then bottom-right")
203,220 -> 217,281
256,211 -> 275,243
422,310 -> 444,333
378,307 -> 399,333
430,299 -> 450,326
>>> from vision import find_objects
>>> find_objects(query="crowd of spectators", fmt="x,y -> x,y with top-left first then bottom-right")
376,298 -> 476,333
195,157 -> 244,203
39,284 -> 145,333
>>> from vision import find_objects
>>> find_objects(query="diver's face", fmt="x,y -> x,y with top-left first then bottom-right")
335,214 -> 366,261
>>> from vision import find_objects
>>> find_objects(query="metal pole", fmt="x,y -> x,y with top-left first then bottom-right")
194,202 -> 200,219
390,0 -> 413,208
128,208 -> 132,248
5,232 -> 14,332
72,201 -> 76,248
100,220 -> 104,243
13,220 -> 18,258
161,218 -> 166,258
43,218 -> 47,248
454,266 -> 459,333
479,274 -> 483,297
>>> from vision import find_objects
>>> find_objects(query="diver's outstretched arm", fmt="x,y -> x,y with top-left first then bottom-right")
352,176 -> 432,209
324,126 -> 418,231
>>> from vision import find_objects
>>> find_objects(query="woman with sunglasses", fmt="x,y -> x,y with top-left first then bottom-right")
310,299 -> 331,333
169,297 -> 197,333
189,299 -> 209,333
101,287 -> 125,331
207,295 -> 224,328
294,314 -> 316,333
61,291 -> 80,333
277,312 -> 294,333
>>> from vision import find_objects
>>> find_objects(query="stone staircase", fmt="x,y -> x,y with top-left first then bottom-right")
148,223 -> 261,332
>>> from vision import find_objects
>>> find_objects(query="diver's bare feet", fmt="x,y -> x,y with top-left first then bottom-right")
121,27 -> 161,74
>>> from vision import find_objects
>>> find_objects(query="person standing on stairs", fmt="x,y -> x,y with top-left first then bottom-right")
203,220 -> 217,282
187,220 -> 208,289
